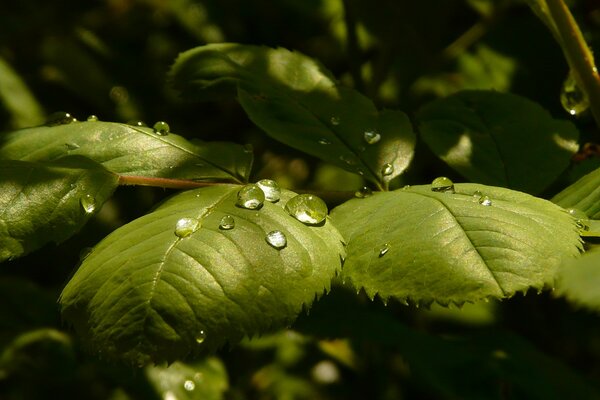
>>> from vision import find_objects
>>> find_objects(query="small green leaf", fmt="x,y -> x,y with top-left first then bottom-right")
330,183 -> 582,304
0,156 -> 118,262
552,166 -> 600,219
556,249 -> 600,311
59,186 -> 344,365
417,90 -> 579,194
0,121 -> 252,183
170,43 -> 415,189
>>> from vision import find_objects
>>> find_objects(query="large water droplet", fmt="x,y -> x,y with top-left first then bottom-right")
381,163 -> 394,176
568,208 -> 590,232
478,195 -> 492,206
175,217 -> 200,238
266,230 -> 287,249
196,330 -> 206,344
219,215 -> 235,230
379,243 -> 390,257
363,130 -> 381,144
236,184 -> 265,209
318,138 -> 331,145
65,143 -> 80,151
285,194 -> 328,225
431,177 -> 455,193
561,70 -> 589,116
80,194 -> 96,214
86,115 -> 99,122
257,179 -> 281,202
183,380 -> 195,391
330,116 -> 340,126
153,121 -> 170,136
354,186 -> 372,198
46,111 -> 76,126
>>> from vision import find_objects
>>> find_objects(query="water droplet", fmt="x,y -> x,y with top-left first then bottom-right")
318,138 -> 331,145
478,195 -> 492,206
339,154 -> 356,166
219,215 -> 235,230
330,116 -> 340,126
80,194 -> 96,214
431,177 -> 455,193
266,230 -> 287,249
86,115 -> 99,122
257,179 -> 281,202
567,208 -> 590,231
381,163 -> 394,176
153,121 -> 170,136
285,194 -> 328,225
363,130 -> 381,144
46,111 -> 76,126
402,185 -> 411,190
183,380 -> 195,391
196,330 -> 206,344
174,217 -> 200,238
127,120 -> 147,127
379,243 -> 390,257
243,144 -> 253,153
236,184 -> 265,210
561,70 -> 589,116
354,186 -> 372,198
65,143 -> 80,151
472,190 -> 483,199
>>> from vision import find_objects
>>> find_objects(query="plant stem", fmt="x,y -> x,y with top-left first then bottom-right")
545,0 -> 600,128
118,175 -> 234,190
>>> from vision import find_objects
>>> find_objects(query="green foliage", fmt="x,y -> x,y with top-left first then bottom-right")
556,249 -> 600,311
553,165 -> 600,218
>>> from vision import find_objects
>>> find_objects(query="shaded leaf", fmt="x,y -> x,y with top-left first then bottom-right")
60,185 -> 344,364
417,90 -> 579,194
330,183 -> 582,304
0,56 -> 45,129
556,249 -> 600,311
0,156 -> 118,262
170,43 -> 415,189
0,120 -> 252,183
552,166 -> 600,219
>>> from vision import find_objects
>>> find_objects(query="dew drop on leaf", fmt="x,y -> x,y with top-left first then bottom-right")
65,143 -> 80,151
46,111 -> 76,126
236,184 -> 265,209
318,138 -> 331,145
127,120 -> 147,127
402,185 -> 411,190
381,163 -> 394,176
80,194 -> 96,214
431,177 -> 455,193
153,121 -> 170,136
196,330 -> 206,344
266,230 -> 287,249
378,243 -> 390,257
363,130 -> 381,144
285,194 -> 328,225
219,215 -> 235,230
330,116 -> 340,126
561,70 -> 589,116
354,186 -> 372,198
567,208 -> 590,232
339,154 -> 356,166
86,115 -> 99,122
174,217 -> 200,238
478,195 -> 492,206
257,179 -> 281,202
472,190 -> 483,199
183,380 -> 195,391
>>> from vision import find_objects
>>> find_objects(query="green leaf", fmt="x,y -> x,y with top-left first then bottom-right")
417,90 -> 579,194
552,166 -> 600,219
556,249 -> 600,311
59,185 -> 344,365
0,56 -> 45,129
0,156 -> 118,262
169,43 -> 415,189
0,120 -> 252,183
330,183 -> 582,304
145,358 -> 228,400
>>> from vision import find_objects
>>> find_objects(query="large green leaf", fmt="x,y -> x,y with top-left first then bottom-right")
60,185 -> 344,365
556,249 -> 600,311
330,183 -> 582,304
0,120 -> 252,183
417,90 -> 579,194
0,156 -> 118,262
169,43 -> 415,189
552,166 -> 600,219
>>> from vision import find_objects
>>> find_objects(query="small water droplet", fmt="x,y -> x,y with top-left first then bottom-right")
153,121 -> 170,136
478,195 -> 492,206
381,163 -> 394,176
174,217 -> 200,238
219,215 -> 235,230
46,111 -> 76,126
472,190 -> 483,199
568,208 -> 590,232
196,330 -> 206,344
431,177 -> 455,193
236,184 -> 265,210
318,138 -> 331,145
65,143 -> 80,151
183,380 -> 195,391
354,186 -> 372,198
257,179 -> 281,202
561,70 -> 589,116
363,130 -> 381,144
402,185 -> 411,190
127,120 -> 147,127
339,154 -> 356,166
330,116 -> 340,126
266,230 -> 287,249
86,115 -> 99,122
378,243 -> 390,257
285,194 -> 328,225
80,194 -> 96,214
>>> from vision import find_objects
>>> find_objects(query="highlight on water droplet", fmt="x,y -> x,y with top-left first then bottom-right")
266,230 -> 287,249
65,143 -> 80,151
318,138 -> 331,145
80,194 -> 96,214
236,184 -> 265,210
86,115 -> 99,122
363,130 -> 381,145
153,121 -> 170,136
379,243 -> 390,257
339,154 -> 357,166
127,120 -> 147,127
285,194 -> 328,225
219,215 -> 235,230
183,380 -> 196,391
478,195 -> 492,206
46,111 -> 76,126
561,70 -> 589,116
472,190 -> 483,199
381,163 -> 394,176
174,217 -> 200,238
354,186 -> 372,198
257,179 -> 281,202
196,330 -> 206,344
431,177 -> 455,193
567,208 -> 590,232
330,116 -> 340,126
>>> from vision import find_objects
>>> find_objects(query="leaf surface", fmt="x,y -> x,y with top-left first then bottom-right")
330,183 -> 582,304
417,90 -> 579,194
0,156 -> 118,262
556,249 -> 600,311
170,43 -> 415,189
552,166 -> 600,219
59,185 -> 344,364
0,120 -> 251,183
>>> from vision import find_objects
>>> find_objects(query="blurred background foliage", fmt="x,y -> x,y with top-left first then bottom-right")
1,0 -> 600,398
